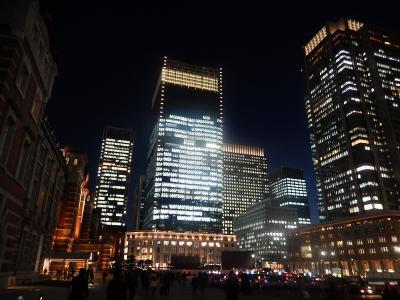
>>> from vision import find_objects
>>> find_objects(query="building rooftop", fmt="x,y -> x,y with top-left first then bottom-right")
304,18 -> 364,56
223,144 -> 264,156
296,210 -> 400,234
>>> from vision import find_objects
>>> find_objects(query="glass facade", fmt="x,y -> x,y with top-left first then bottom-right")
95,126 -> 133,226
270,167 -> 311,226
222,144 -> 268,234
304,18 -> 400,221
144,58 -> 223,233
233,199 -> 297,263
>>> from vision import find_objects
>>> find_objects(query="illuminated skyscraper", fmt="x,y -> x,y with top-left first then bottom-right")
144,58 -> 223,233
222,144 -> 268,234
304,18 -> 400,221
95,126 -> 133,226
270,167 -> 311,226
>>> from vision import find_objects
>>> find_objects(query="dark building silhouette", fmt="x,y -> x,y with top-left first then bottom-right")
132,175 -> 145,230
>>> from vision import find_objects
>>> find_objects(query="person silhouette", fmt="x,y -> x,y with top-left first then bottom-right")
69,268 -> 89,300
107,268 -> 127,300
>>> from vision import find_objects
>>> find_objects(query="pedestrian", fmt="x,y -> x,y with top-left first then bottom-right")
160,272 -> 171,295
382,281 -> 399,300
182,272 -> 187,286
142,270 -> 150,294
43,268 -> 48,276
326,276 -> 339,300
69,268 -> 89,300
107,268 -> 127,300
337,278 -> 349,300
89,267 -> 94,283
126,270 -> 136,300
225,271 -> 239,300
298,277 -> 310,300
199,272 -> 208,295
149,272 -> 158,296
240,273 -> 251,294
191,275 -> 199,295
103,269 -> 108,283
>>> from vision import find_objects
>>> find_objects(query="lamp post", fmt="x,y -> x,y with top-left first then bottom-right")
251,254 -> 256,270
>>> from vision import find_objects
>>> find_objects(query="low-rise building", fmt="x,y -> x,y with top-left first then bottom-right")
124,231 -> 237,269
288,211 -> 400,277
233,198 -> 297,270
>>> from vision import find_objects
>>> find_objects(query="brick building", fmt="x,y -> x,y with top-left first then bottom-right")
0,0 -> 64,286
79,192 -> 100,242
52,147 -> 89,251
288,211 -> 400,277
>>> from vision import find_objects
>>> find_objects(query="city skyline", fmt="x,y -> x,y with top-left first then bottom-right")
3,0 -> 400,288
42,3 -> 400,224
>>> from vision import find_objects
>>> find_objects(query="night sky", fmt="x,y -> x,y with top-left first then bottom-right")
44,2 -> 400,226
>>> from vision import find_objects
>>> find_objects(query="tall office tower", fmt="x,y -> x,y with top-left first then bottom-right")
222,144 -> 268,234
132,175 -> 146,230
144,58 -> 223,233
53,147 -> 89,251
304,18 -> 400,221
270,167 -> 311,226
95,126 -> 134,227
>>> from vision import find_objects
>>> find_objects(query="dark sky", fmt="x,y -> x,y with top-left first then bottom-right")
44,2 -> 400,225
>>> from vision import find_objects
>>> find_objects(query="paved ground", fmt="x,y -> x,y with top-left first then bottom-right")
0,281 -> 382,300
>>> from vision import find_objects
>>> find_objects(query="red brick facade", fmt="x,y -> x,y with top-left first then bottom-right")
53,147 -> 88,252
0,0 -> 63,278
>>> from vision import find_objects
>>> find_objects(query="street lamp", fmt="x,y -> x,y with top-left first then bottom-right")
251,254 -> 256,270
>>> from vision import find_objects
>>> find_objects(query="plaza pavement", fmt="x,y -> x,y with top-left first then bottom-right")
0,279 -> 381,300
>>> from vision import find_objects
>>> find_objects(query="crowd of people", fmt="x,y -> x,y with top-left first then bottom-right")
43,266 -> 95,283
66,268 -> 218,300
64,267 -> 400,300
